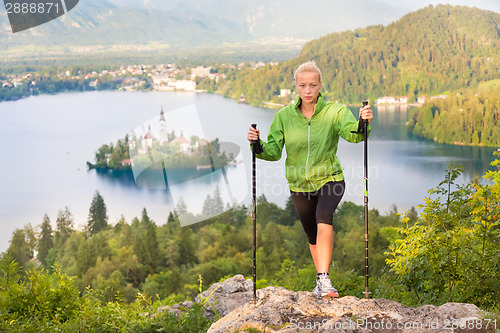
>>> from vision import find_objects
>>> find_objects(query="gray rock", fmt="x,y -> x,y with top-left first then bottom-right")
207,284 -> 485,333
159,274 -> 254,320
195,274 -> 254,318
157,300 -> 194,316
157,275 -> 488,333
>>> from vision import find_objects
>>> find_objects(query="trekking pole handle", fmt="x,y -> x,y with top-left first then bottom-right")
250,124 -> 263,154
362,100 -> 369,124
353,101 -> 369,134
251,123 -> 257,142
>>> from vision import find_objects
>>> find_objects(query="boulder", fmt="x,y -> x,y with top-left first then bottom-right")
207,285 -> 487,333
195,274 -> 254,319
159,275 -> 490,333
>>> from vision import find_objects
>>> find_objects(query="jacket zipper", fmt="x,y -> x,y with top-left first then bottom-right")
305,119 -> 317,191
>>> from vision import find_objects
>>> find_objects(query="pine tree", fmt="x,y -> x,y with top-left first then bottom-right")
212,186 -> 224,215
55,207 -> 74,247
202,194 -> 214,217
87,191 -> 108,236
141,208 -> 159,269
175,197 -> 187,215
167,211 -> 177,223
37,214 -> 53,266
133,209 -> 159,272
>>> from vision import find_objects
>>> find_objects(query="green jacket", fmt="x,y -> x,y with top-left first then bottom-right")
255,93 -> 370,192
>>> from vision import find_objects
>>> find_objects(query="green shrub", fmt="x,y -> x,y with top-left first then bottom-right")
0,255 -> 216,332
386,160 -> 500,309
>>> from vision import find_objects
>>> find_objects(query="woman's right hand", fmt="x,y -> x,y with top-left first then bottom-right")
247,126 -> 260,143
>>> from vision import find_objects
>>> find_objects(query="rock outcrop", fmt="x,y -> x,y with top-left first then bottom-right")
165,275 -> 492,333
195,274 -> 255,319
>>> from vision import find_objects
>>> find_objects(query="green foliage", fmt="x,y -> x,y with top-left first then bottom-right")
132,209 -> 160,274
0,254 -> 215,332
0,71 -> 123,102
0,256 -> 81,331
408,82 -> 500,146
54,206 -> 74,248
7,224 -> 36,270
4,187 -> 405,307
368,274 -> 419,307
386,158 -> 500,308
257,195 -> 296,226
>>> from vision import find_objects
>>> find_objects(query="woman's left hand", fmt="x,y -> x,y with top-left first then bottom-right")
359,104 -> 373,124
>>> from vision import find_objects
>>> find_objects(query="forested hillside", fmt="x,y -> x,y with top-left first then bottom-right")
4,192 -> 404,305
222,5 -> 500,105
408,80 -> 500,146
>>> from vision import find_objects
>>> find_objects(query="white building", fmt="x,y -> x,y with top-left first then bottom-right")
171,137 -> 191,153
280,89 -> 291,97
191,66 -> 211,78
375,96 -> 399,104
142,127 -> 154,149
168,80 -> 196,91
191,66 -> 212,79
151,75 -> 171,85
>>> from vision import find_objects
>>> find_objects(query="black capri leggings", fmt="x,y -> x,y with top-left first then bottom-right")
290,180 -> 345,245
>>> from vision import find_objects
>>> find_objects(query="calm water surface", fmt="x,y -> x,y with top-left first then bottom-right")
0,91 -> 497,252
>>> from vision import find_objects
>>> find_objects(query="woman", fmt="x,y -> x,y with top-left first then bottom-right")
247,60 -> 373,298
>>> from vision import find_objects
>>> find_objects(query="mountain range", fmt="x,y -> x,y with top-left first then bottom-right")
101,0 -> 409,39
0,0 -> 410,59
1,1 -> 499,65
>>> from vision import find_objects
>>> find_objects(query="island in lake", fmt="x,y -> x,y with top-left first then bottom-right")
87,106 -> 232,173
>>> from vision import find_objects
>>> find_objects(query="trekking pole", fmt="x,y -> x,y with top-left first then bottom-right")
250,123 -> 262,304
361,100 -> 371,299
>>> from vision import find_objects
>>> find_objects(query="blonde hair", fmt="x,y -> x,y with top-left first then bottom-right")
294,60 -> 322,83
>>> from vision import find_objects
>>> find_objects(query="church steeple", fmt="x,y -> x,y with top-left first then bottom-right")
160,105 -> 165,121
159,105 -> 167,143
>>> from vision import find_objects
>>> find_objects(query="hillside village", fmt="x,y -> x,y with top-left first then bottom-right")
1,61 -> 439,106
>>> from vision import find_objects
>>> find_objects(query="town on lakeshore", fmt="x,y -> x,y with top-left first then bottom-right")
1,61 -> 442,107
1,62 -> 272,94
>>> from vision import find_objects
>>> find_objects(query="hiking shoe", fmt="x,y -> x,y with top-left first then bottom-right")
313,273 -> 339,298
312,279 -> 321,298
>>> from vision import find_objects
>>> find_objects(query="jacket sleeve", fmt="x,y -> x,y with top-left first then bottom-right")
250,112 -> 284,161
337,105 -> 371,143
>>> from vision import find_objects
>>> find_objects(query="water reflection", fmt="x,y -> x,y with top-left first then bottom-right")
91,169 -> 137,187
351,104 -> 497,180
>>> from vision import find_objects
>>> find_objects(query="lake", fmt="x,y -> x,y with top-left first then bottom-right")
0,91 -> 497,252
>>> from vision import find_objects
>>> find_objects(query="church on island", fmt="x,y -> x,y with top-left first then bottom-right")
131,106 -> 206,156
